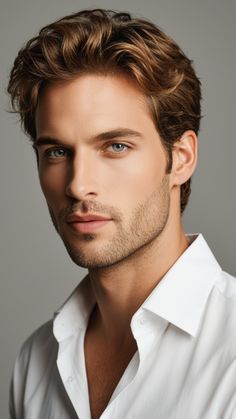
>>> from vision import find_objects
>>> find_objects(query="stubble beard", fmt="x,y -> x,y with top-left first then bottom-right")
48,175 -> 171,269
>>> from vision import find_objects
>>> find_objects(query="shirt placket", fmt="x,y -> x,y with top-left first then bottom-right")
57,328 -> 91,419
100,312 -> 168,418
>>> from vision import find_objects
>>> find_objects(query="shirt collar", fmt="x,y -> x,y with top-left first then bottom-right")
53,274 -> 95,342
141,233 -> 222,337
53,233 -> 222,342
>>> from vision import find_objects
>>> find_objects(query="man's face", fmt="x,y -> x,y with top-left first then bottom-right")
35,74 -> 172,269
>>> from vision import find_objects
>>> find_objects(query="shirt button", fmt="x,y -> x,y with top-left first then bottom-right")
67,376 -> 74,383
138,318 -> 145,326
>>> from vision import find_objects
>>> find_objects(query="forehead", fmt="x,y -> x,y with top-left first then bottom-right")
35,74 -> 155,136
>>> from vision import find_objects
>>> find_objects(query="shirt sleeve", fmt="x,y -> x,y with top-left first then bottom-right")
8,320 -> 54,419
8,335 -> 33,419
9,369 -> 17,419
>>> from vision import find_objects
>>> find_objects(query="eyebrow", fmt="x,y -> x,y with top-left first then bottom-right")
34,128 -> 144,148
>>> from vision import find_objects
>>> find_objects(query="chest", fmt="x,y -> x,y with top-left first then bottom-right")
84,334 -> 137,419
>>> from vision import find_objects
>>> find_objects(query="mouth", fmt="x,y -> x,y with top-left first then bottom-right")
67,219 -> 112,233
65,212 -> 112,233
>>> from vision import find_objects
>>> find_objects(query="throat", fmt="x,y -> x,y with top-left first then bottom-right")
84,310 -> 138,419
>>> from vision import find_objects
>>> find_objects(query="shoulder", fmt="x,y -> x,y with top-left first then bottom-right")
209,271 -> 236,345
16,319 -> 56,366
13,318 -> 58,385
215,270 -> 236,303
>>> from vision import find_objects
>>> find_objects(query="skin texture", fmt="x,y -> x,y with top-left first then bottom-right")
35,73 -> 198,343
35,73 -> 198,418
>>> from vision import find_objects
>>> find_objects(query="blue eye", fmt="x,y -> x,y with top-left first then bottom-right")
109,143 -> 128,153
47,148 -> 67,158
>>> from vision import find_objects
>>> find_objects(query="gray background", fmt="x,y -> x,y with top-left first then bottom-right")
1,0 -> 235,417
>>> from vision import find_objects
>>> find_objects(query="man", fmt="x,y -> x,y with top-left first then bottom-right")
7,8 -> 236,419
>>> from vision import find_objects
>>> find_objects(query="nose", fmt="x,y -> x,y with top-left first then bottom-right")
65,150 -> 100,201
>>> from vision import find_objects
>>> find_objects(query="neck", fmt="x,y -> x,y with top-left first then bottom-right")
87,216 -> 189,345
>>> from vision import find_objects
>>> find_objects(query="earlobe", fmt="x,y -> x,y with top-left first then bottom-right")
171,130 -> 198,187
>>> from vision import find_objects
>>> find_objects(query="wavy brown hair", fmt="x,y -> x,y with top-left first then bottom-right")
7,8 -> 201,214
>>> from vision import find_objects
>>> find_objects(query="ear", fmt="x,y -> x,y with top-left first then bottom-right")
170,130 -> 198,187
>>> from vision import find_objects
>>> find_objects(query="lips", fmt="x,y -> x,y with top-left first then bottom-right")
66,214 -> 112,233
66,214 -> 112,223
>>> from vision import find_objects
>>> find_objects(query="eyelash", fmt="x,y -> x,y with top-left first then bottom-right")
104,143 -> 129,154
45,148 -> 67,159
44,143 -> 130,160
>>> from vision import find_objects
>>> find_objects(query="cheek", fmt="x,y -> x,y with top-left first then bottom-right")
107,150 -> 165,207
38,168 -> 67,207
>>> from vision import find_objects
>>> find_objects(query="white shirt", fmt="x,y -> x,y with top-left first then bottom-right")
9,233 -> 236,419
